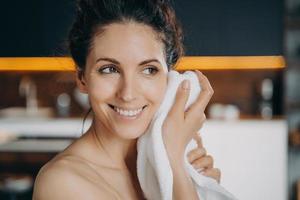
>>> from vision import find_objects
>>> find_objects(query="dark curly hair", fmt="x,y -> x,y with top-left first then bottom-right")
68,0 -> 184,75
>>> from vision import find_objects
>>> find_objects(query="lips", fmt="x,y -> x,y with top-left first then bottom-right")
108,104 -> 147,117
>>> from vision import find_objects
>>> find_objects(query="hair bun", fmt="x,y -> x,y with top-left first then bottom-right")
69,0 -> 183,70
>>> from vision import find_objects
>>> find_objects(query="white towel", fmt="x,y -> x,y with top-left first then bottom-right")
137,70 -> 237,200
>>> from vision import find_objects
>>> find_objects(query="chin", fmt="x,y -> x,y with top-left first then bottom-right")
113,124 -> 149,139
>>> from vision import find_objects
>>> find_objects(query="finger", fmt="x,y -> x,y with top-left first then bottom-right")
168,79 -> 190,118
187,147 -> 206,163
187,114 -> 206,134
191,155 -> 214,169
201,168 -> 221,183
193,132 -> 203,148
185,71 -> 214,120
188,70 -> 213,113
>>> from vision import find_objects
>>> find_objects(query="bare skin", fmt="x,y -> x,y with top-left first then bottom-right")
33,131 -> 218,199
34,132 -> 145,200
33,22 -> 220,200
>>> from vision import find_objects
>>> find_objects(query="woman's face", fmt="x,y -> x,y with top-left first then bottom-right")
79,22 -> 168,139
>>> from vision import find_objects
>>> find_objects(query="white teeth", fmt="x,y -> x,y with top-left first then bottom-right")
114,106 -> 143,117
129,110 -> 133,116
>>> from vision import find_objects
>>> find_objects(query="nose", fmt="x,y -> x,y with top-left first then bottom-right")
117,75 -> 137,102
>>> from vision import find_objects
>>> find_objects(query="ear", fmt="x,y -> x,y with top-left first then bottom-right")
76,70 -> 88,94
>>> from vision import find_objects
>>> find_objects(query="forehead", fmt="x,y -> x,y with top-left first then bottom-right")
89,22 -> 165,63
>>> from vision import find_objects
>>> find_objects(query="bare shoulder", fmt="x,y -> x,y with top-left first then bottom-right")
33,154 -> 117,200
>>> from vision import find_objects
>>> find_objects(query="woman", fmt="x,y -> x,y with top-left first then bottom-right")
33,0 -> 220,199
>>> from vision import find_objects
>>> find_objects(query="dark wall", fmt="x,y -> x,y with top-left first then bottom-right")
0,0 -> 283,57
0,0 -> 75,56
0,1 -> 43,56
173,0 -> 284,56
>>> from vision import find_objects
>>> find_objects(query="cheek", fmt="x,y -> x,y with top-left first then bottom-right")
88,78 -> 118,100
141,77 -> 167,105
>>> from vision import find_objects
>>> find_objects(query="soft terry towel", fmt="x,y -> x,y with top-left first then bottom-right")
137,70 -> 237,200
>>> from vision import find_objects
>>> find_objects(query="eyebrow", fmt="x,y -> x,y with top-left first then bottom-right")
96,57 -> 161,66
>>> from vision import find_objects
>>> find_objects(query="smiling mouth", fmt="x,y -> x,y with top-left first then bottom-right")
108,104 -> 147,117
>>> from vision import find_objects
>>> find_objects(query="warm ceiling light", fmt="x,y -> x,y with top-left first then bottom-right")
0,56 -> 285,71
175,56 -> 285,70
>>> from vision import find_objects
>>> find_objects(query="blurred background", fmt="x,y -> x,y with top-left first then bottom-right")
0,0 -> 299,199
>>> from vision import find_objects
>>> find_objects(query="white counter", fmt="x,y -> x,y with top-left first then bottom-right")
0,118 -> 89,138
200,120 -> 287,200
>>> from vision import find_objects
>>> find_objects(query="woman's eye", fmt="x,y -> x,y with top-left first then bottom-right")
98,65 -> 118,74
143,66 -> 158,75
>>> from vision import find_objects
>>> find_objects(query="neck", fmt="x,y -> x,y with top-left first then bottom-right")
87,118 -> 138,170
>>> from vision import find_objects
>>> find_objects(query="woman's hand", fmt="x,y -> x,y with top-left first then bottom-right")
162,70 -> 214,165
187,134 -> 221,183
